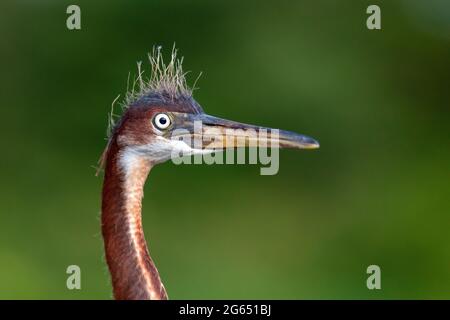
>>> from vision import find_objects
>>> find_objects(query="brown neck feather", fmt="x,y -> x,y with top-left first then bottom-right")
101,140 -> 168,300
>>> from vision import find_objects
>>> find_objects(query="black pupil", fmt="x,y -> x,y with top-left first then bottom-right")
159,117 -> 167,125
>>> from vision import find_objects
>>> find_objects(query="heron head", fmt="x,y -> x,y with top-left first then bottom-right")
108,92 -> 319,165
100,47 -> 318,170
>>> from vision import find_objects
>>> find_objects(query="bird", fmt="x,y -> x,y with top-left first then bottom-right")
99,47 -> 319,300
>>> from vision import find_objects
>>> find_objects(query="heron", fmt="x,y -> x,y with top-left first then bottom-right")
99,47 -> 319,300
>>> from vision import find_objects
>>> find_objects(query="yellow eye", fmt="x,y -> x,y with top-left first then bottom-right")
153,113 -> 171,130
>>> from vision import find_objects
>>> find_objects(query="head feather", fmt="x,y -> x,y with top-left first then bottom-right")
126,45 -> 193,106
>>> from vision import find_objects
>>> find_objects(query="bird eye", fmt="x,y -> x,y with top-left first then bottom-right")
153,113 -> 171,130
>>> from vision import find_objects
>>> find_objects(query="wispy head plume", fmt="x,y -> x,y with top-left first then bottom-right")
125,45 -> 194,106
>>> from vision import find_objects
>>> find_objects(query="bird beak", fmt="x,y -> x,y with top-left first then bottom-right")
172,113 -> 319,151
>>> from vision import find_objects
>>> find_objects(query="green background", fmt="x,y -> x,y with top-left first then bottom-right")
0,0 -> 449,299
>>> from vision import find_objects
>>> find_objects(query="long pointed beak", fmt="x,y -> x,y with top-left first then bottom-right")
173,113 -> 319,150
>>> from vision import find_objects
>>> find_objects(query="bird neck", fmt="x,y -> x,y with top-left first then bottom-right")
101,141 -> 168,300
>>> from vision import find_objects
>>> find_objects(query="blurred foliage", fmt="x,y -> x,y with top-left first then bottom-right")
0,0 -> 449,299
